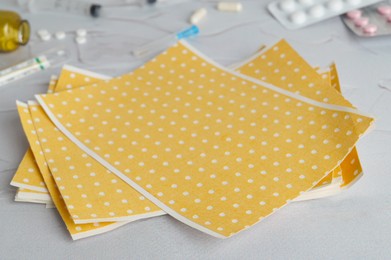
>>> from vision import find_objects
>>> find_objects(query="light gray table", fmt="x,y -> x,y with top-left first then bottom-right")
1,0 -> 390,259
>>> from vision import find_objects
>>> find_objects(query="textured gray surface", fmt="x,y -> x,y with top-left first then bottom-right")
1,0 -> 391,259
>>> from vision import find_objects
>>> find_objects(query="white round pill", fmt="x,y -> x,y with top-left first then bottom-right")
279,0 -> 296,12
290,11 -> 307,24
298,0 -> 314,6
76,28 -> 87,37
55,31 -> 66,40
75,36 -> 86,45
309,4 -> 325,18
327,0 -> 344,11
346,0 -> 361,6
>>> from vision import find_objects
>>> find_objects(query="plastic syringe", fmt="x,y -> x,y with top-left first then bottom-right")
133,25 -> 199,57
17,0 -> 103,17
0,48 -> 69,88
17,0 -> 167,18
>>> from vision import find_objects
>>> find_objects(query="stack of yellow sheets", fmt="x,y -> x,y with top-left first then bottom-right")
10,39 -> 373,240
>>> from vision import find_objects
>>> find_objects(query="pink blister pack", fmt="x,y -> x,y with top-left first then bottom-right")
342,1 -> 391,36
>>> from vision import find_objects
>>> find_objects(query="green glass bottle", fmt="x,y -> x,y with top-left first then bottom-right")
0,10 -> 30,52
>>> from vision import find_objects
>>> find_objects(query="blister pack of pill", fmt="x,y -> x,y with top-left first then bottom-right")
268,0 -> 382,29
342,1 -> 391,36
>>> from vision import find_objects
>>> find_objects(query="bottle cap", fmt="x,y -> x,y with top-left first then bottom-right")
18,20 -> 30,46
176,25 -> 200,40
90,4 -> 102,18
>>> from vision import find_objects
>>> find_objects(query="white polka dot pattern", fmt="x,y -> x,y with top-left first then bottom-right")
10,77 -> 58,193
236,40 -> 354,108
237,47 -> 364,190
16,102 -> 129,239
29,103 -> 164,223
36,41 -> 373,238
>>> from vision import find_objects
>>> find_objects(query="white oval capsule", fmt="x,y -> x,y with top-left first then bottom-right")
190,8 -> 207,24
217,2 -> 243,12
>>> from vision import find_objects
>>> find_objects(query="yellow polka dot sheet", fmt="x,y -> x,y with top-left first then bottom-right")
11,62 -> 331,209
17,101 -> 133,240
15,64 -> 337,223
329,63 -> 364,189
10,148 -> 48,192
235,43 -> 364,191
27,102 -> 165,223
14,72 -> 140,239
32,40 -> 373,238
31,66 -> 165,224
10,48 -> 348,210
10,69 -> 164,241
41,64 -> 338,220
54,65 -> 337,207
10,76 -> 58,193
12,39 -> 370,239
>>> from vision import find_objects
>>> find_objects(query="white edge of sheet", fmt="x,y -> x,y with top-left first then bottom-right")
14,198 -> 48,204
74,211 -> 166,224
229,45 -> 268,70
17,190 -> 52,201
71,221 -> 131,240
62,65 -> 112,80
10,181 -> 48,193
294,182 -> 342,201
